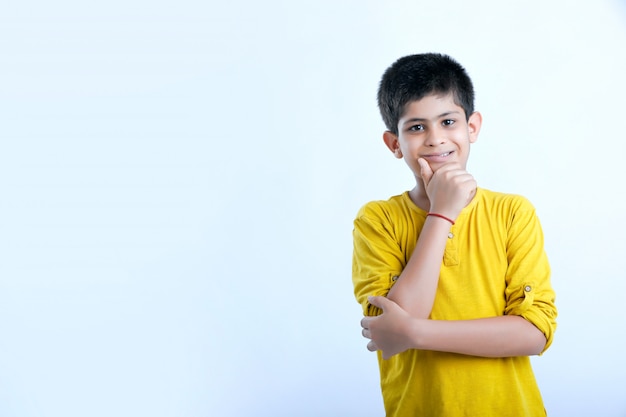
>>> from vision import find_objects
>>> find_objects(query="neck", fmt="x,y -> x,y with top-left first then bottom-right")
409,185 -> 430,212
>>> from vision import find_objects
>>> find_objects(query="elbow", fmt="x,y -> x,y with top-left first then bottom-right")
529,335 -> 546,356
512,315 -> 548,356
526,326 -> 547,356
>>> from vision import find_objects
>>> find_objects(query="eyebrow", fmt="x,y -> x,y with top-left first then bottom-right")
402,111 -> 462,125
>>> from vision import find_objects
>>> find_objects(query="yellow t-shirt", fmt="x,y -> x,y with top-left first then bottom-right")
352,188 -> 557,417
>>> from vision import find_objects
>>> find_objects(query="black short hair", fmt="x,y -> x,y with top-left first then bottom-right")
377,53 -> 475,134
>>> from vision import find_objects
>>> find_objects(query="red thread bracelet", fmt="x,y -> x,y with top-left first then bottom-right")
427,212 -> 455,225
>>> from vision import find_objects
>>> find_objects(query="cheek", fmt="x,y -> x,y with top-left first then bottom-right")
401,140 -> 419,151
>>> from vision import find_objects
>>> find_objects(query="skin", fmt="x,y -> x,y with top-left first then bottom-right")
361,93 -> 546,360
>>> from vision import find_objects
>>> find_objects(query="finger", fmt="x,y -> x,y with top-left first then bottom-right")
417,158 -> 433,186
432,164 -> 467,179
361,328 -> 371,339
368,295 -> 394,312
436,170 -> 476,190
451,175 -> 477,191
367,340 -> 378,352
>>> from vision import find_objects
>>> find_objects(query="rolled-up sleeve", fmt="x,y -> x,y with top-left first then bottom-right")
352,204 -> 405,317
503,199 -> 557,354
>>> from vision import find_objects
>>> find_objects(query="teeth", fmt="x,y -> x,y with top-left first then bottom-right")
440,152 -> 450,157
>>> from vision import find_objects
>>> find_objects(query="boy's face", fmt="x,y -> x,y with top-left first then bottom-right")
383,93 -> 482,180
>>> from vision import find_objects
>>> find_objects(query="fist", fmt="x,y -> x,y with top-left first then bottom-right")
418,159 -> 476,220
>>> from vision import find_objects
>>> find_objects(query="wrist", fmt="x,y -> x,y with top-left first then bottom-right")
427,212 -> 455,225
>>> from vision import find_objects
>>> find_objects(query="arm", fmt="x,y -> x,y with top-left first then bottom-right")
386,159 -> 476,318
361,296 -> 546,360
361,197 -> 557,360
385,215 -> 452,318
417,315 -> 546,356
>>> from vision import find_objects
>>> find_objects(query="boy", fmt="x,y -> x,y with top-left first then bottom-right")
352,53 -> 557,416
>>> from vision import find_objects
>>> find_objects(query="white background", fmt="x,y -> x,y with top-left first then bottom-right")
1,1 -> 625,416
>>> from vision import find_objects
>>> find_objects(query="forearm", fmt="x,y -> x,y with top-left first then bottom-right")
411,315 -> 547,357
386,216 -> 451,318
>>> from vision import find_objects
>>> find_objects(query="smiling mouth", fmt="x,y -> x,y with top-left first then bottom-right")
425,151 -> 453,158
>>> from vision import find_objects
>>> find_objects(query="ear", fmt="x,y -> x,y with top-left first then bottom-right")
383,131 -> 403,159
468,111 -> 482,144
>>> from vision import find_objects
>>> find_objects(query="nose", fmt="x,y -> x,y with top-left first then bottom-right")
424,127 -> 446,147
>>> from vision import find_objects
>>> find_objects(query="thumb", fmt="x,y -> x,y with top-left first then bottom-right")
368,295 -> 393,312
418,158 -> 433,186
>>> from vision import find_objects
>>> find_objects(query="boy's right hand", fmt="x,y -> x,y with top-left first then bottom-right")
418,158 -> 476,220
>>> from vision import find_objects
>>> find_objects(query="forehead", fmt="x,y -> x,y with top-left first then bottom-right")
400,93 -> 463,121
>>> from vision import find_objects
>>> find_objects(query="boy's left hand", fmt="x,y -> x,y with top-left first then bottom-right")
361,296 -> 416,360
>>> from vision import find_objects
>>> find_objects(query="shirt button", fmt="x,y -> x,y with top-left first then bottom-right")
524,285 -> 532,292
448,232 -> 454,239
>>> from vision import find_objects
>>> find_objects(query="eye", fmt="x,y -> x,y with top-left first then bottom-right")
442,119 -> 455,126
408,124 -> 424,132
